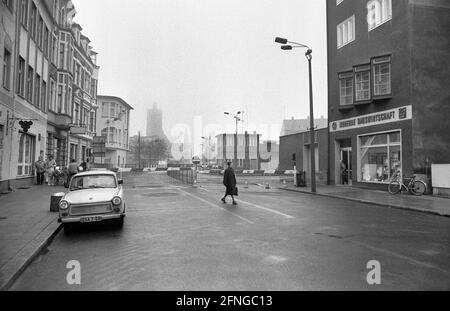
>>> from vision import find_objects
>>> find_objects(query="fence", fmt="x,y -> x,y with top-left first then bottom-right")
167,169 -> 195,185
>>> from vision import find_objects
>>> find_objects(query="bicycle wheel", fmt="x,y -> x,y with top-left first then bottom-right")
388,181 -> 402,194
412,180 -> 426,196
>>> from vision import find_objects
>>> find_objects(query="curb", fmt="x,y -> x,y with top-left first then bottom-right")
277,187 -> 450,218
0,218 -> 62,291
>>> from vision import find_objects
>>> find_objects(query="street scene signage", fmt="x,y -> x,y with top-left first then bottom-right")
92,136 -> 106,157
70,126 -> 87,135
330,105 -> 412,133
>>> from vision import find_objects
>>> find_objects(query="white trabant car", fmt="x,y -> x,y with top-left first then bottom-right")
58,170 -> 125,233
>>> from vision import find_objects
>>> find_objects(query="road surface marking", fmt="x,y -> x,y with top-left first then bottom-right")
199,187 -> 210,192
174,188 -> 254,224
235,199 -> 295,219
349,240 -> 450,276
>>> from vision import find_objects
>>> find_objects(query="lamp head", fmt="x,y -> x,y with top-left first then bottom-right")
275,37 -> 288,44
281,45 -> 293,50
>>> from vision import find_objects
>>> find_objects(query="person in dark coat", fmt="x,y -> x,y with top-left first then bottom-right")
221,161 -> 237,205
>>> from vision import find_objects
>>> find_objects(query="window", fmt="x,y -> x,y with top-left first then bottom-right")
26,66 -> 33,102
372,57 -> 391,96
59,43 -> 65,68
89,111 -> 95,132
249,136 -> 257,147
43,27 -> 49,55
354,65 -> 371,101
367,0 -> 392,31
20,0 -> 28,26
52,35 -> 58,64
226,135 -> 234,146
17,133 -> 35,176
110,102 -> 117,118
102,102 -> 109,117
57,85 -> 63,113
336,0 -> 344,5
3,49 -> 11,90
41,81 -> 46,111
30,2 -> 36,38
73,103 -> 79,124
337,15 -> 355,49
339,72 -> 353,106
49,79 -> 56,111
359,131 -> 401,183
102,127 -> 117,144
238,136 -> 244,146
17,57 -> 25,96
37,16 -> 43,48
34,73 -> 40,108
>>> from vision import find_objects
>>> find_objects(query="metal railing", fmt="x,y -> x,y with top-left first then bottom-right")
167,169 -> 195,185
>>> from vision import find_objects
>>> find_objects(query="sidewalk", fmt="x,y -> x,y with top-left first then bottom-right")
0,184 -> 64,290
277,184 -> 450,217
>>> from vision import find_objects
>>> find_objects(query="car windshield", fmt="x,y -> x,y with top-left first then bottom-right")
70,175 -> 117,191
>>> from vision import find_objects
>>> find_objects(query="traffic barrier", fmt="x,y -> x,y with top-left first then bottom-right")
264,169 -> 276,175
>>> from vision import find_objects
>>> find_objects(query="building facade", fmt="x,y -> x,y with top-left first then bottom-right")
327,0 -> 450,189
0,0 -> 99,191
280,116 -> 328,136
279,128 -> 329,184
96,95 -> 132,169
216,132 -> 279,171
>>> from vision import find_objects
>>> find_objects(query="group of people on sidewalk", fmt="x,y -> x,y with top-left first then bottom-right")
34,155 -> 90,186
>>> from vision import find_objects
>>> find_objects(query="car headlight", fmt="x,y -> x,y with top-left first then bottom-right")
59,200 -> 70,210
112,197 -> 122,206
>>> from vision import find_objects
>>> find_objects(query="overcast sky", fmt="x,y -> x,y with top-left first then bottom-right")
72,0 -> 328,146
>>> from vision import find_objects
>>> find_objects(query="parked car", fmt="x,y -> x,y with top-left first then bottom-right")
58,170 -> 125,233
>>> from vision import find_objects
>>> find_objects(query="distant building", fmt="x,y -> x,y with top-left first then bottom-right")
216,132 -> 278,170
96,96 -> 133,168
280,116 -> 327,136
146,103 -> 168,141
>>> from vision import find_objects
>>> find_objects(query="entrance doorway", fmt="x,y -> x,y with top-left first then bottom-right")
340,148 -> 352,185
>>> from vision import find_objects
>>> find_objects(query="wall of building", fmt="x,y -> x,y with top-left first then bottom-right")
410,2 -> 450,173
279,128 -> 328,184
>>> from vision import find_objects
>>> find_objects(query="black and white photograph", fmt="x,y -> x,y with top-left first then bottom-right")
0,0 -> 450,298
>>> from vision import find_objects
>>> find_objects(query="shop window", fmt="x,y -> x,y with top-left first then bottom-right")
359,131 -> 401,183
17,133 -> 35,176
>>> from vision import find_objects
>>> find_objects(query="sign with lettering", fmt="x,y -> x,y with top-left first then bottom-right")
330,106 -> 412,133
70,126 -> 87,135
92,136 -> 106,157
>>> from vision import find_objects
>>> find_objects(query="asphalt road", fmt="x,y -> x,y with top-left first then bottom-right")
10,172 -> 450,290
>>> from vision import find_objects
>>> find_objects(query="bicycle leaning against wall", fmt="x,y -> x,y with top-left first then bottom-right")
388,170 -> 427,196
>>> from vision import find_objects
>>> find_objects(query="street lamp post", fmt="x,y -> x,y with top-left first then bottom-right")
275,37 -> 316,193
224,111 -> 243,168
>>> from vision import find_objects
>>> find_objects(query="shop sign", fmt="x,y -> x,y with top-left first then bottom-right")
70,126 -> 87,135
330,105 -> 412,133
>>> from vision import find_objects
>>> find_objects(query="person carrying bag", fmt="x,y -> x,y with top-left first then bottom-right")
221,161 -> 238,206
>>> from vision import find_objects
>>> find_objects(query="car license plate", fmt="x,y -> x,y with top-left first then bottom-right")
80,216 -> 102,223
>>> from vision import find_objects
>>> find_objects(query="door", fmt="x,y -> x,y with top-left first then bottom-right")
340,148 -> 352,185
